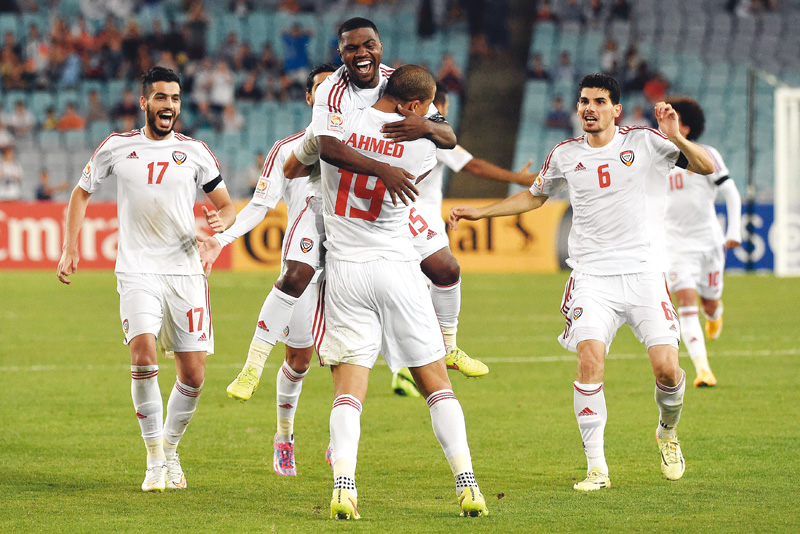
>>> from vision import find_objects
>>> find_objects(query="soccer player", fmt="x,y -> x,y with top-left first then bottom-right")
664,97 -> 742,388
449,74 -> 715,491
56,67 -> 236,492
392,82 -> 538,396
197,63 -> 338,476
293,16 -> 488,377
317,64 -> 487,519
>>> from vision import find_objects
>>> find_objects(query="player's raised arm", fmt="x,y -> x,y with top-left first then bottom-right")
655,101 -> 715,175
449,190 -> 547,230
381,104 -> 457,148
57,184 -> 92,284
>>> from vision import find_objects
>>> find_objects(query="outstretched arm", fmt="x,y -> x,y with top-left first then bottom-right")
57,185 -> 92,284
463,158 -> 537,187
718,179 -> 742,248
655,101 -> 714,175
449,190 -> 547,230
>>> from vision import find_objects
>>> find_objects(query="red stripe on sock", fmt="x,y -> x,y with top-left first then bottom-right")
574,383 -> 603,396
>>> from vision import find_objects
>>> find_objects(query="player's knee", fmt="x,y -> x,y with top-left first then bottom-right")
285,347 -> 312,373
700,299 -> 718,317
276,268 -> 313,297
424,253 -> 460,286
180,368 -> 205,389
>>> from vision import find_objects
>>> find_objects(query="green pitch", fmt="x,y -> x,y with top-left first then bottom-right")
1,271 -> 798,532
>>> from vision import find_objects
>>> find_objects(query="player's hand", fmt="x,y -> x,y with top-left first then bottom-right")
654,102 -> 681,139
725,239 -> 741,249
381,105 -> 431,143
197,234 -> 222,276
448,206 -> 481,230
202,205 -> 225,233
56,250 -> 79,285
517,159 -> 537,186
378,165 -> 419,206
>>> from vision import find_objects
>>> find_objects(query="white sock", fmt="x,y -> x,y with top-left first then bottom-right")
252,286 -> 299,350
655,371 -> 685,439
131,365 -> 164,463
704,300 -> 723,321
245,339 -> 275,380
431,280 -> 461,350
330,395 -> 362,496
678,306 -> 711,373
163,379 -> 202,449
574,382 -> 608,475
276,361 -> 307,440
427,389 -> 478,495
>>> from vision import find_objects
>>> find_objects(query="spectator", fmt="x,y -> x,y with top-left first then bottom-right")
42,107 -> 58,130
610,0 -> 631,21
189,57 -> 214,105
245,150 -> 265,196
527,53 -> 550,80
233,42 -> 258,72
619,106 -> 652,128
643,72 -> 670,103
553,51 -> 575,84
219,31 -> 241,66
0,116 -> 13,148
190,100 -> 219,133
560,0 -> 584,24
58,48 -> 82,87
22,24 -> 49,88
121,20 -> 143,63
5,100 -> 36,137
35,169 -> 70,200
584,0 -> 605,26
221,104 -> 244,133
623,44 -> 643,82
112,89 -> 139,124
600,38 -> 621,77
545,96 -> 571,131
71,16 -> 95,52
236,70 -> 265,102
85,90 -> 110,126
0,146 -> 22,201
278,0 -> 302,13
185,0 -> 209,60
57,102 -> 86,131
534,0 -> 558,22
258,43 -> 283,78
282,24 -> 312,83
437,53 -> 464,95
208,60 -> 235,113
230,0 -> 253,17
624,61 -> 651,93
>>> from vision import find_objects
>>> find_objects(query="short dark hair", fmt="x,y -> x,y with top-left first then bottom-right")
141,66 -> 181,97
667,97 -> 705,140
337,17 -> 379,41
433,82 -> 448,107
306,62 -> 339,94
578,73 -> 621,105
385,65 -> 436,103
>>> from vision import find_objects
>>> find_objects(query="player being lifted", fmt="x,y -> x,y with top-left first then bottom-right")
197,63 -> 338,476
392,82 -> 537,397
664,98 -> 741,388
450,74 -> 714,491
316,64 -> 487,519
57,67 -> 235,492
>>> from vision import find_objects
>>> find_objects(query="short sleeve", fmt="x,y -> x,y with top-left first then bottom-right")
194,140 -> 225,191
645,128 -> 680,172
436,145 -> 473,172
79,136 -> 115,193
705,145 -> 729,180
252,141 -> 289,209
312,74 -> 347,141
420,141 -> 439,176
533,145 -> 567,197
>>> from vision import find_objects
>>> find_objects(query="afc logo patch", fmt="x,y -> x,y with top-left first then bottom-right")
620,150 -> 634,167
254,177 -> 269,199
532,174 -> 545,194
123,319 -> 129,334
300,237 -> 314,253
327,113 -> 344,133
81,162 -> 91,181
172,151 -> 187,165
573,307 -> 583,320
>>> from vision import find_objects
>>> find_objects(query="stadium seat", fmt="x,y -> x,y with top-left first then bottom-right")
63,130 -> 87,150
38,130 -> 62,150
0,13 -> 19,39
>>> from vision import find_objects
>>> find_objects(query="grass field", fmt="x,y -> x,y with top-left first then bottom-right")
1,270 -> 799,532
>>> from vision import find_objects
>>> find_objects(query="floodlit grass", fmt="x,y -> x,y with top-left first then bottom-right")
1,271 -> 799,532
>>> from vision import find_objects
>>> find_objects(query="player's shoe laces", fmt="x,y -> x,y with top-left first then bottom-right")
458,487 -> 488,517
165,453 -> 187,489
273,434 -> 297,476
705,316 -> 723,340
657,435 -> 685,481
325,445 -> 333,468
226,365 -> 260,402
573,468 -> 611,491
141,462 -> 166,492
392,367 -> 421,397
693,369 -> 717,388
330,488 -> 360,520
446,347 -> 489,378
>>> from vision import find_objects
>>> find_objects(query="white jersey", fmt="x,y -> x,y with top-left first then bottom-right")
320,106 -> 438,262
533,126 -> 680,275
80,129 -> 225,275
415,144 -> 473,218
664,144 -> 732,254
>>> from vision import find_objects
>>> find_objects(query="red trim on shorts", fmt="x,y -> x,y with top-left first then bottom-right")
560,276 -> 574,316
282,197 -> 313,260
313,279 -> 327,362
573,383 -> 603,396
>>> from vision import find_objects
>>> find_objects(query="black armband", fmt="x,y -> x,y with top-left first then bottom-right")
427,112 -> 448,124
675,153 -> 689,169
203,175 -> 223,193
714,174 -> 729,186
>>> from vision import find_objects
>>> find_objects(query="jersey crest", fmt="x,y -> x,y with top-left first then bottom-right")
172,151 -> 187,165
620,150 -> 635,167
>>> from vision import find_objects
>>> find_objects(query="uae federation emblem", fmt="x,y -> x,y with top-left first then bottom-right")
172,151 -> 187,165
300,238 -> 313,253
620,150 -> 634,166
573,307 -> 583,320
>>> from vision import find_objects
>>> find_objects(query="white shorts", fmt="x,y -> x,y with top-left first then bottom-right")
409,206 -> 449,261
314,259 -> 446,372
283,196 -> 325,270
666,246 -> 725,300
117,272 -> 214,354
558,271 -> 679,353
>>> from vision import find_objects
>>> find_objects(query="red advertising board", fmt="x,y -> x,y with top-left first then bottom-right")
0,201 -> 232,270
